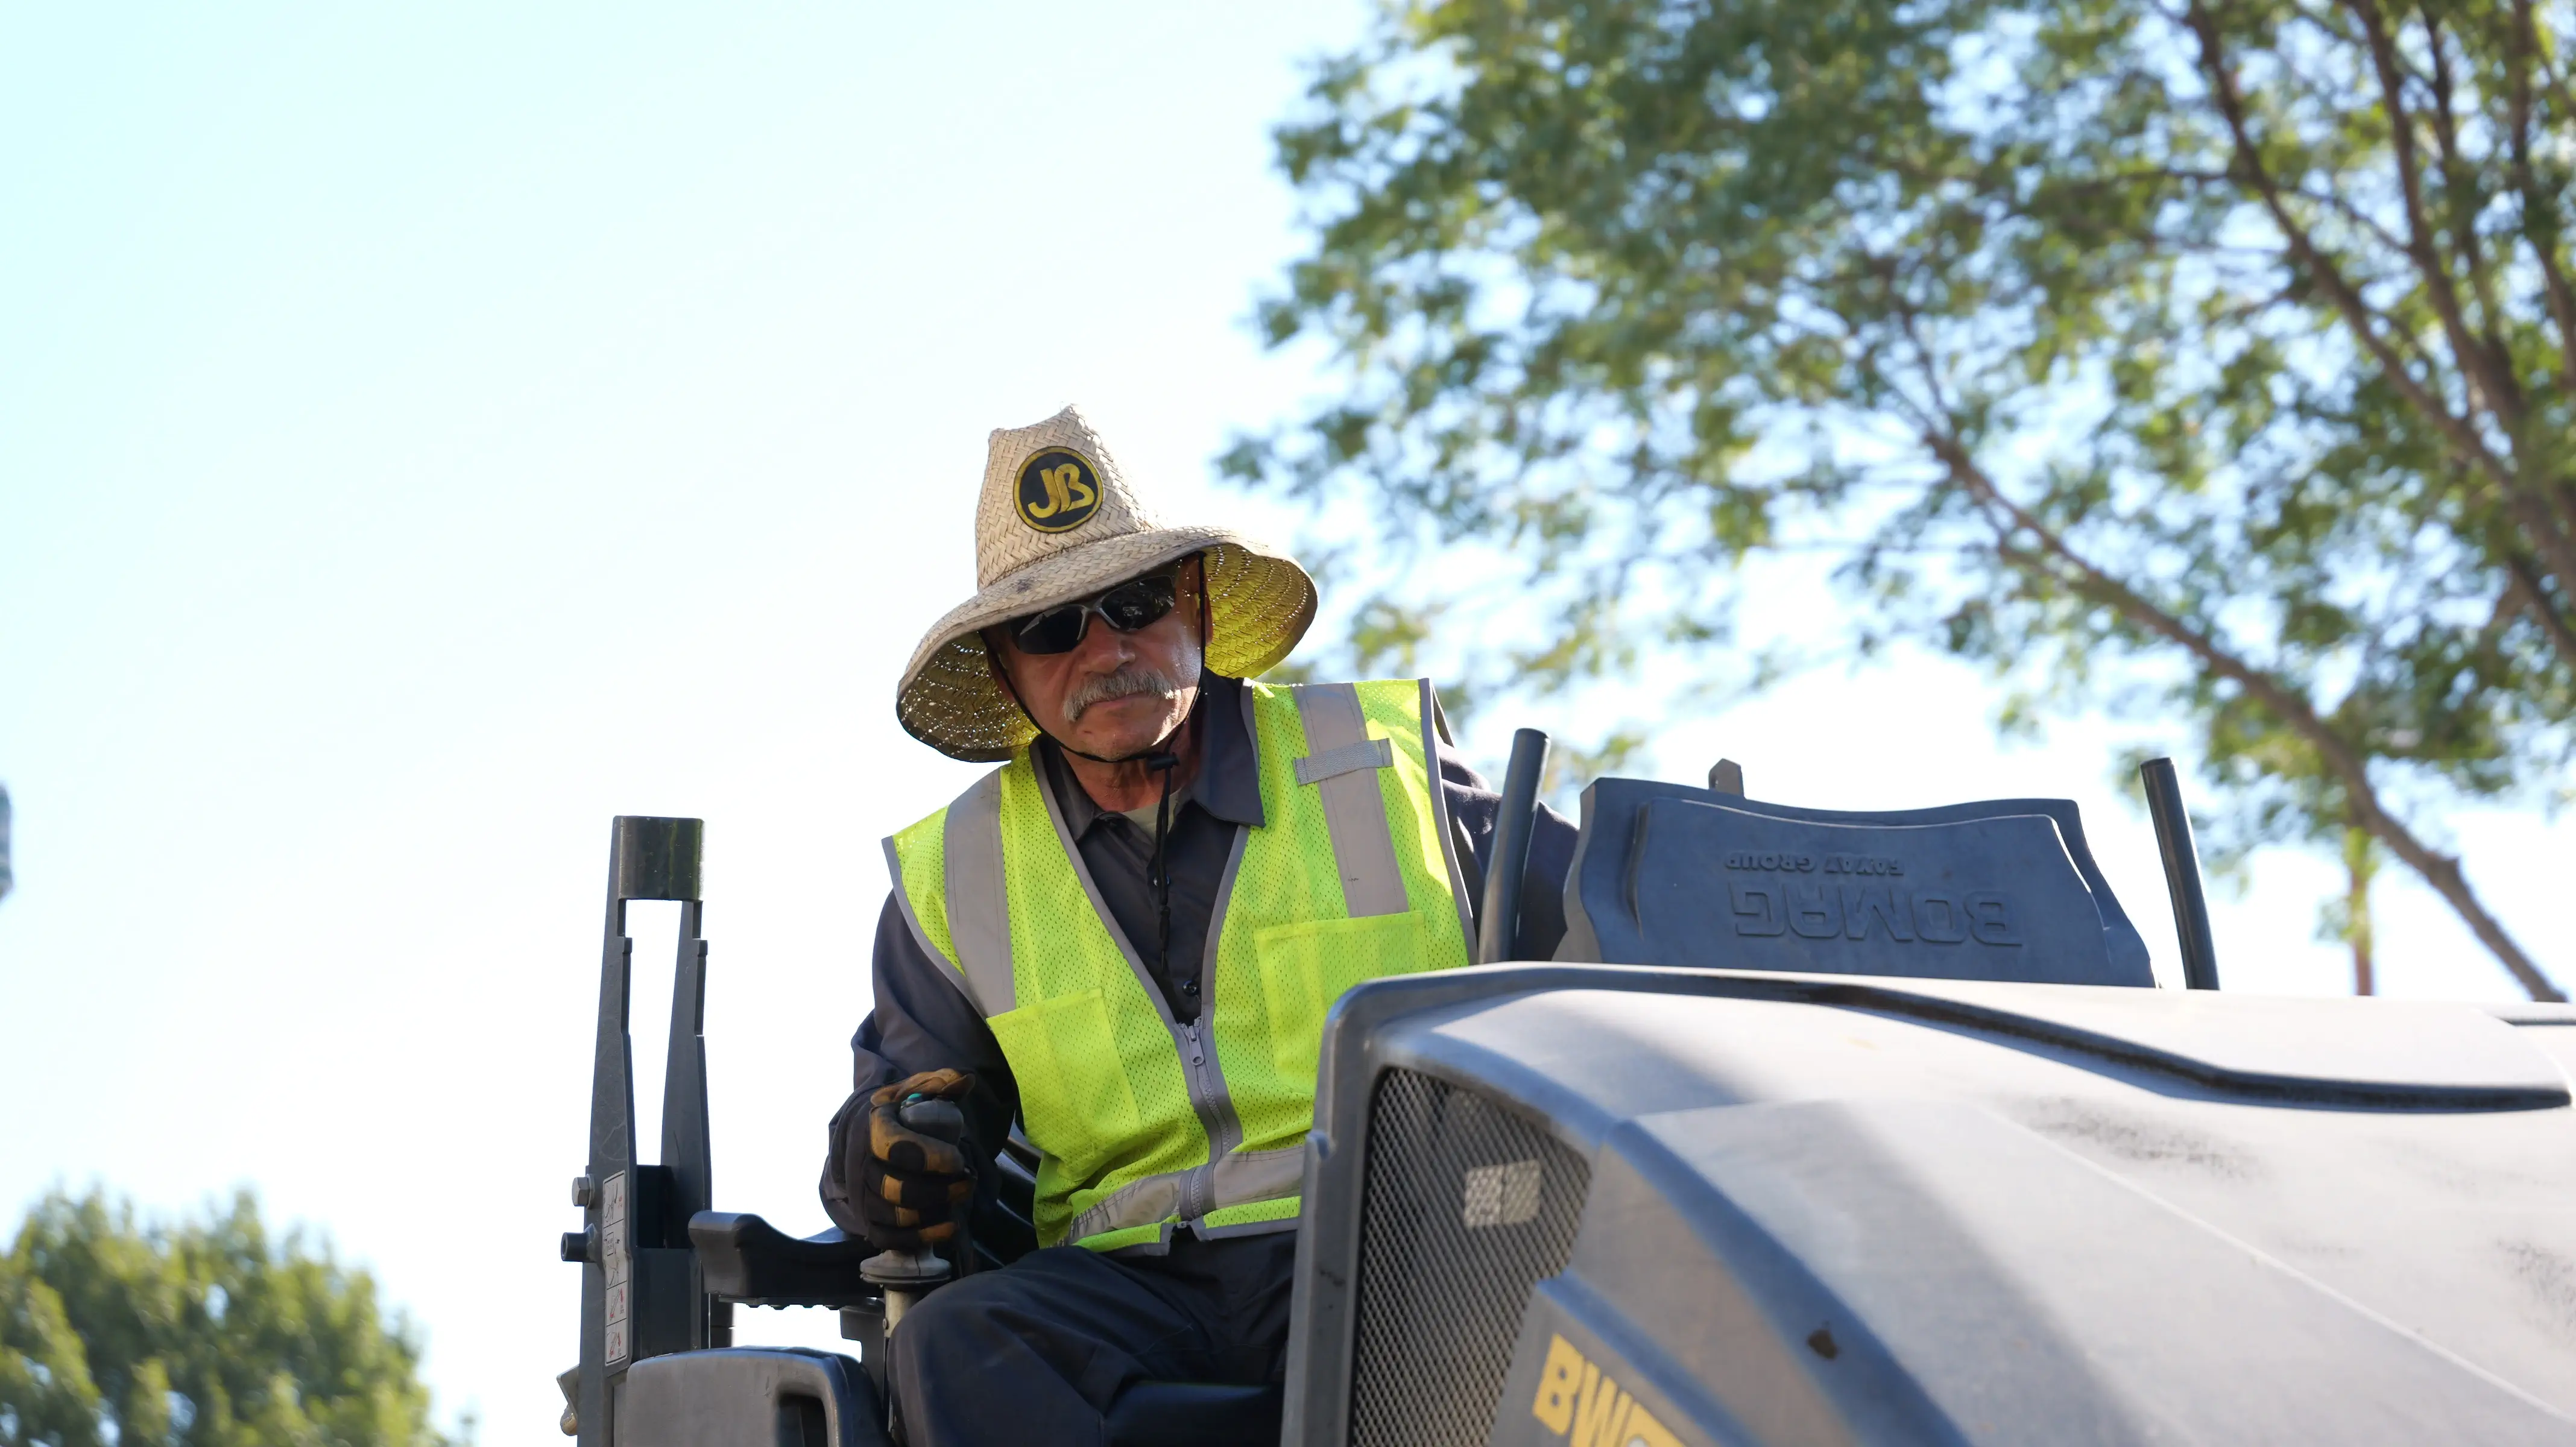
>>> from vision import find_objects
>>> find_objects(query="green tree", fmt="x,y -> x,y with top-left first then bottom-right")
1234,0 -> 2576,998
0,1189 -> 464,1447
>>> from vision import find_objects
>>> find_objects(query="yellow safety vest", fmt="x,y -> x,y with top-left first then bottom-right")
883,679 -> 1474,1251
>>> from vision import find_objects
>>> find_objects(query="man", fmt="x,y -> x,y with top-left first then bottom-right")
821,406 -> 1574,1446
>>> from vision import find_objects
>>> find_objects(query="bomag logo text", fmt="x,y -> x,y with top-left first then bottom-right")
1728,881 -> 2022,946
1531,1334 -> 1684,1447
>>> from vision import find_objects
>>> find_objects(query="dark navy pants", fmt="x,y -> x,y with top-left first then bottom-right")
888,1231 -> 1296,1447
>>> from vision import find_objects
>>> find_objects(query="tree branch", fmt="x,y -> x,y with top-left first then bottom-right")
2508,0 -> 2576,400
2198,0 -> 2576,614
2344,0 -> 2522,424
2186,0 -> 2517,492
2523,1 -> 2576,123
1924,429 -> 2567,1001
2504,552 -> 2576,673
2414,5 -> 2512,366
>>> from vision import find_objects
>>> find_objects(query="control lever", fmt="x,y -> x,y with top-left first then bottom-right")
860,1094 -> 965,1334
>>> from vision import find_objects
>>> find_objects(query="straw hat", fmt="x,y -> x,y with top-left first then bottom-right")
895,405 -> 1318,761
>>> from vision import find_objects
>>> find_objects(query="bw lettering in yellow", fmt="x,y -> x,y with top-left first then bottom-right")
1530,1334 -> 1684,1447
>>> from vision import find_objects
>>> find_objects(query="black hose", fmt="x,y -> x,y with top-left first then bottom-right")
2140,758 -> 2221,990
1477,729 -> 1552,965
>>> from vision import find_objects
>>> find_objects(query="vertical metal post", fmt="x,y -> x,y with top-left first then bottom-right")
1477,730 -> 1552,966
574,816 -> 706,1446
661,896 -> 727,1349
2139,760 -> 2221,990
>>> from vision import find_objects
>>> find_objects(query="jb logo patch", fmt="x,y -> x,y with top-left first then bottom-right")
1015,447 -> 1103,533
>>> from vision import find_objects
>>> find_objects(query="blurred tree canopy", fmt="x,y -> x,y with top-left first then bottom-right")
0,1189 -> 463,1447
1233,0 -> 2576,998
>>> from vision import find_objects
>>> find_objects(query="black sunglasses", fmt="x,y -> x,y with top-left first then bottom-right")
1006,566 -> 1188,655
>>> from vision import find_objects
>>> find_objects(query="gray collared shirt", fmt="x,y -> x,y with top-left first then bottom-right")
821,674 -> 1575,1239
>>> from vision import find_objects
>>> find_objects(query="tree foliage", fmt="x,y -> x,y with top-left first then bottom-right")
0,1190 -> 462,1447
1236,0 -> 2576,998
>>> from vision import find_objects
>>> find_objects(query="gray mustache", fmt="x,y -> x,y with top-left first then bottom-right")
1062,666 -> 1183,726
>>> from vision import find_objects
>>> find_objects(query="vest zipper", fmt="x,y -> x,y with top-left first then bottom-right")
1176,1018 -> 1222,1225
1167,827 -> 1257,1238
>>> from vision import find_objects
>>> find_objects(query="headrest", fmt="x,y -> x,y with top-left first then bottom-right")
1557,779 -> 2154,986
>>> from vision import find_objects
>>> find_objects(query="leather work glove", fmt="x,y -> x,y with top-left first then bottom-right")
847,1068 -> 977,1250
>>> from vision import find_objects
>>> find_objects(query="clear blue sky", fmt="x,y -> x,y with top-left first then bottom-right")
3,4 -> 2565,1438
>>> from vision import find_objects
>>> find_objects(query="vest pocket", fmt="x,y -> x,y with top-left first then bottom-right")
987,988 -> 1143,1164
1255,913 -> 1428,1084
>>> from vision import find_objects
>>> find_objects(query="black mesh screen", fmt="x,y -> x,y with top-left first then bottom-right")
1348,1068 -> 1591,1447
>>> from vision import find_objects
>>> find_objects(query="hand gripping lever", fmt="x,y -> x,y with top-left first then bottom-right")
859,1094 -> 966,1333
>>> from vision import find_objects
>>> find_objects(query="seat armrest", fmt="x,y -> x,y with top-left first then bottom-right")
690,1211 -> 882,1308
623,1348 -> 889,1447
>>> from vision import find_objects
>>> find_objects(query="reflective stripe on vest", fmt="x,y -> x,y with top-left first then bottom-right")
883,678 -> 1475,1250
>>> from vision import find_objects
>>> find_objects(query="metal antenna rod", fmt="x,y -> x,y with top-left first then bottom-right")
2139,759 -> 2221,990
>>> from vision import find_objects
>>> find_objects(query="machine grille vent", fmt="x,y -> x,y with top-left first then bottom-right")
1348,1068 -> 1590,1447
